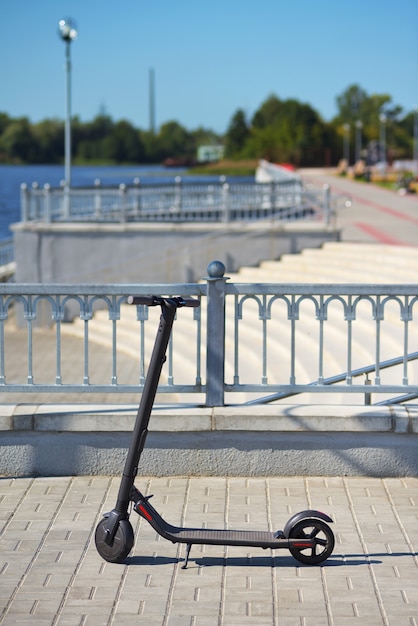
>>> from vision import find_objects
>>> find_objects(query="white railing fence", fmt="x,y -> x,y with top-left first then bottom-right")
20,179 -> 337,225
1,262 -> 417,406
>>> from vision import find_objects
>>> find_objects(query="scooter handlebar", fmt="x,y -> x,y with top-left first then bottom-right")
127,295 -> 200,308
127,295 -> 158,306
178,298 -> 201,308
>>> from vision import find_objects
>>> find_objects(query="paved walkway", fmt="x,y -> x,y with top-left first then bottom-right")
1,475 -> 417,625
301,169 -> 418,247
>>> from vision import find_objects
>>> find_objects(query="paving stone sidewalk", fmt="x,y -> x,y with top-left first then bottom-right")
1,475 -> 417,625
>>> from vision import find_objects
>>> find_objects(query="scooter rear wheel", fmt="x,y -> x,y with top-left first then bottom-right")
95,517 -> 134,563
288,518 -> 334,565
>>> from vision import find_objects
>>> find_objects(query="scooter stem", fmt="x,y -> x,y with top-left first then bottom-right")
114,299 -> 178,514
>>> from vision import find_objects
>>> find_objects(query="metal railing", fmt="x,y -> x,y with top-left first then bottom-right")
244,353 -> 418,406
20,179 -> 334,225
1,262 -> 417,405
0,239 -> 14,266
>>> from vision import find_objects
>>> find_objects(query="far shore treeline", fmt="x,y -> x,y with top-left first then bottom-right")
0,84 -> 415,168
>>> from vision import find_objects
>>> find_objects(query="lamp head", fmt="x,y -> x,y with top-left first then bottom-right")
58,18 -> 78,42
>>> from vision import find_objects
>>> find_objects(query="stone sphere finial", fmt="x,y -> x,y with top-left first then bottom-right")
207,260 -> 226,279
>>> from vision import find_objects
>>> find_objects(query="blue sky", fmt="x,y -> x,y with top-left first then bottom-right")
1,0 -> 417,134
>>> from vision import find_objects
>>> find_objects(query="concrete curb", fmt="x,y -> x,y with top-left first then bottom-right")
1,402 -> 417,433
1,404 -> 417,477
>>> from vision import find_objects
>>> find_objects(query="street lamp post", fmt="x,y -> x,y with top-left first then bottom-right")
58,18 -> 78,196
355,120 -> 362,164
379,113 -> 387,177
343,123 -> 350,166
414,107 -> 418,175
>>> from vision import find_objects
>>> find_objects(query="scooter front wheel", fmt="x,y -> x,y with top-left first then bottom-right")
95,517 -> 134,563
288,518 -> 334,565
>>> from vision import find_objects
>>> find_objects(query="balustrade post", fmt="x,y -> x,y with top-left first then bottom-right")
323,184 -> 331,225
364,373 -> 372,405
44,184 -> 51,223
133,177 -> 141,216
222,183 -> 230,223
269,182 -> 277,216
119,184 -> 127,222
174,176 -> 182,212
94,178 -> 102,217
20,184 -> 29,222
32,182 -> 40,220
63,185 -> 70,219
205,260 -> 227,407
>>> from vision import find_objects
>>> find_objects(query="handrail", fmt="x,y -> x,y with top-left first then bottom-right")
375,392 -> 418,405
0,239 -> 14,265
244,352 -> 418,405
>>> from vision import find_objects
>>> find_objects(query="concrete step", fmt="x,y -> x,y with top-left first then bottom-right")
238,260 -> 418,284
321,241 -> 418,263
277,266 -> 417,283
292,246 -> 418,279
231,242 -> 418,284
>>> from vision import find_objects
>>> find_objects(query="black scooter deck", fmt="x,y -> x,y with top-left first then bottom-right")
134,496 -> 312,550
154,525 -> 296,549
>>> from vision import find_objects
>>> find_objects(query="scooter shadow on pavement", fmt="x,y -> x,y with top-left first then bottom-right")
126,555 -> 179,566
191,555 -> 382,568
124,554 -> 384,568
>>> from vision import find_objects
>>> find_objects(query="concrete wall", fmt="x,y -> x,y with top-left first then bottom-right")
12,221 -> 339,284
1,404 -> 417,477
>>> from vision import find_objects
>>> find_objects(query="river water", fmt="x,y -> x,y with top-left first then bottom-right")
0,164 -> 247,242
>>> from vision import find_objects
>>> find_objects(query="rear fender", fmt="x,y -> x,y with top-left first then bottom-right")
283,509 -> 333,538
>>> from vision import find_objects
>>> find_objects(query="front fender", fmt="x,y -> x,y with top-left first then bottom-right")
283,509 -> 333,538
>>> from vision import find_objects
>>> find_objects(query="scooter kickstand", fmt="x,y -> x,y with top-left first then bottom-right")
182,543 -> 193,569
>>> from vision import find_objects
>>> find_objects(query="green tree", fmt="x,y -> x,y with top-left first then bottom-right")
252,94 -> 282,129
0,113 -> 12,161
32,119 -> 64,163
0,117 -> 38,163
102,120 -> 145,163
333,84 -> 406,162
335,84 -> 368,126
395,111 -> 416,160
224,109 -> 250,157
0,112 -> 11,136
190,126 -> 221,146
156,121 -> 195,160
75,114 -> 115,162
88,114 -> 114,139
0,85 -> 414,166
242,96 -> 330,166
140,129 -> 160,162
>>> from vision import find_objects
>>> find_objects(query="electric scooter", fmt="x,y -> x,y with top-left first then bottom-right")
95,295 -> 334,568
